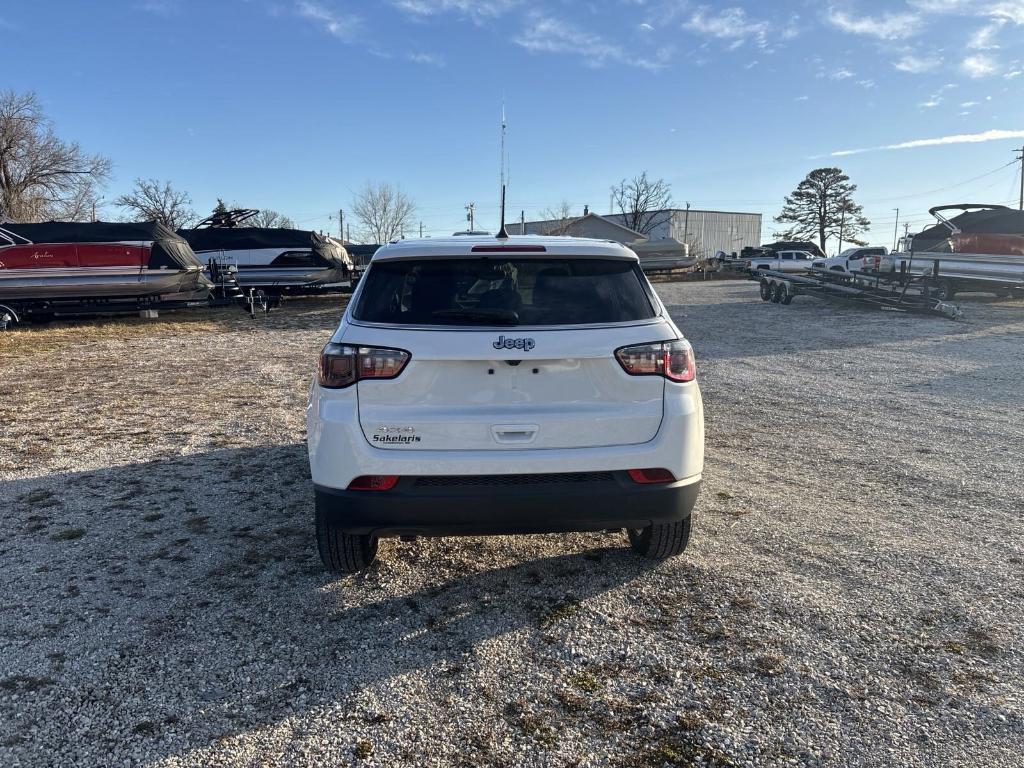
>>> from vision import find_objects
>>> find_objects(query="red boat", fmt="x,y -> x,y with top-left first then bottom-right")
0,221 -> 211,326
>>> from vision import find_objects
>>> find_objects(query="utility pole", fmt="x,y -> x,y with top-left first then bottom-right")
419,221 -> 423,238
1016,146 -> 1024,210
346,224 -> 351,243
892,208 -> 900,252
465,202 -> 475,232
520,210 -> 525,235
338,209 -> 344,240
683,202 -> 691,244
838,208 -> 846,255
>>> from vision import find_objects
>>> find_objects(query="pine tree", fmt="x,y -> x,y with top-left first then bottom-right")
774,168 -> 870,252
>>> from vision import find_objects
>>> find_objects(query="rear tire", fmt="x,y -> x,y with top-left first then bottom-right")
316,503 -> 378,574
759,279 -> 772,301
627,516 -> 691,560
770,282 -> 784,303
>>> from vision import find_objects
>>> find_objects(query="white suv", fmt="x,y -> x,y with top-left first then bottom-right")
306,235 -> 704,573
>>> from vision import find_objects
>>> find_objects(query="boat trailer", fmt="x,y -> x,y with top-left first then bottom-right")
752,269 -> 963,319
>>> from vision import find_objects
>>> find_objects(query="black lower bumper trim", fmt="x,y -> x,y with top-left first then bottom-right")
314,472 -> 700,537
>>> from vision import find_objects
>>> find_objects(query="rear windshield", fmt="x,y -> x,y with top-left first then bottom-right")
352,258 -> 657,326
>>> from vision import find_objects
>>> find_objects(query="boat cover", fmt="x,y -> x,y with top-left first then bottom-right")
1,221 -> 202,270
180,227 -> 351,267
913,205 -> 1024,252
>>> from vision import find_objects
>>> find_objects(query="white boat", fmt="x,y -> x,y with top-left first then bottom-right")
181,220 -> 353,294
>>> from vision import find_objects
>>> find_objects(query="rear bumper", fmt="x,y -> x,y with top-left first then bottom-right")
314,473 -> 700,537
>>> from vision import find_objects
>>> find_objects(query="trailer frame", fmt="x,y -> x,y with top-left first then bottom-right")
752,268 -> 963,319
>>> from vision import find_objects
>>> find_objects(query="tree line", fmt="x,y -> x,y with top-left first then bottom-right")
1,89 -> 872,251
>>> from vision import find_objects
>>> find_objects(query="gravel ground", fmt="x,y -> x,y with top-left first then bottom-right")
1,283 -> 1022,767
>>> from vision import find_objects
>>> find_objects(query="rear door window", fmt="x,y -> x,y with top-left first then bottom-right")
353,258 -> 657,326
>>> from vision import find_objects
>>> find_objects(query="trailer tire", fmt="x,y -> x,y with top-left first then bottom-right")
781,284 -> 794,305
934,281 -> 956,301
770,282 -> 785,303
759,279 -> 772,301
0,304 -> 19,331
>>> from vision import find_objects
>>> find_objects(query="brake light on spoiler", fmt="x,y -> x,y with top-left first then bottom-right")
615,340 -> 696,382
318,343 -> 410,388
470,245 -> 547,253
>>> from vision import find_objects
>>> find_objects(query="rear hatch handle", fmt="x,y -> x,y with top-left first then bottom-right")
491,424 -> 539,445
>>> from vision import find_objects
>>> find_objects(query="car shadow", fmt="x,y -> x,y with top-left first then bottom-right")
0,444 -> 659,762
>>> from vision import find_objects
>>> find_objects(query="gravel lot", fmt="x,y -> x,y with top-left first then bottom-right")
1,282 -> 1022,767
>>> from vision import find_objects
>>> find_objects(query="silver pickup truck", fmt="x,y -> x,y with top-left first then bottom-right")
746,249 -> 817,274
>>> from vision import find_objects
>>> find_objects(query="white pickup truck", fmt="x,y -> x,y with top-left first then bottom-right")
746,249 -> 817,273
811,246 -> 888,273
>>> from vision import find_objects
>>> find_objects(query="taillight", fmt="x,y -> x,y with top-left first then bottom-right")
627,468 -> 676,484
347,475 -> 400,491
615,340 -> 696,382
318,343 -> 410,388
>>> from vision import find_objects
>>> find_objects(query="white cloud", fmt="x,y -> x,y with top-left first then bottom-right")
832,128 -> 1024,156
830,67 -> 855,80
1005,69 -> 1023,78
516,14 -> 670,70
859,78 -> 876,88
826,8 -> 920,40
893,54 -> 940,73
795,95 -> 810,101
960,100 -> 979,106
961,53 -> 999,77
406,52 -> 445,66
392,0 -> 518,22
297,2 -> 362,41
919,98 -> 942,107
682,7 -> 770,50
138,0 -> 181,15
639,22 -> 654,31
909,1 -> 1024,25
968,20 -> 1006,48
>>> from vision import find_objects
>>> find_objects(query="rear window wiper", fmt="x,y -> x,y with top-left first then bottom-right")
430,308 -> 519,325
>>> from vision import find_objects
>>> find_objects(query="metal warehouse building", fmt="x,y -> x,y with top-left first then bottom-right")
603,209 -> 762,258
515,208 -> 762,259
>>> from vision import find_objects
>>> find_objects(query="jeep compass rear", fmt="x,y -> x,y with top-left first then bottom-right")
306,236 -> 704,573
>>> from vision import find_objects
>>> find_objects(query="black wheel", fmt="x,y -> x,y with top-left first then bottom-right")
781,285 -> 794,305
759,279 -> 772,301
627,516 -> 692,560
934,281 -> 955,301
0,305 -> 17,331
771,282 -> 784,303
316,502 -> 378,574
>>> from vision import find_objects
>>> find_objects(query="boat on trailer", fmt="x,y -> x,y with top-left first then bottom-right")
876,204 -> 1024,298
0,221 -> 211,326
181,210 -> 353,294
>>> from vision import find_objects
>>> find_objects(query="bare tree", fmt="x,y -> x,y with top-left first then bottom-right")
774,167 -> 870,251
537,199 -> 575,235
115,178 -> 197,229
0,90 -> 111,222
352,181 -> 415,243
610,172 -> 672,235
50,178 -> 104,222
240,208 -> 295,228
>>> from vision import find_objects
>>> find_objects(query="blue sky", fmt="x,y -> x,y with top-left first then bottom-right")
2,0 -> 1023,248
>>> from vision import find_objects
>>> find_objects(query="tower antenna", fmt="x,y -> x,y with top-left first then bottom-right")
497,103 -> 509,239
